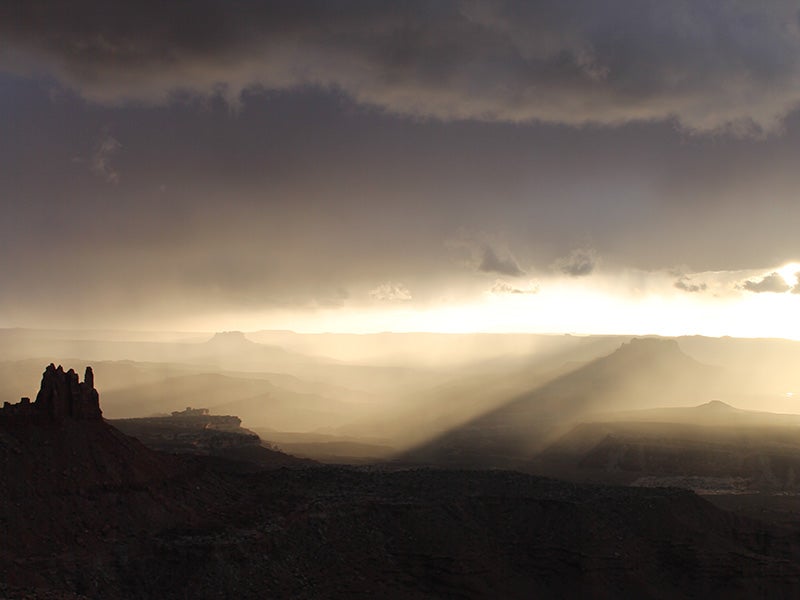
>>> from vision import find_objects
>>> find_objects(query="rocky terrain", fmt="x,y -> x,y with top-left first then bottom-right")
528,401 -> 800,493
4,364 -> 800,598
110,407 -> 313,469
252,428 -> 397,464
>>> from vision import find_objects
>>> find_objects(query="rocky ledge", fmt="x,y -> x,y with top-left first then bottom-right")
0,363 -> 101,420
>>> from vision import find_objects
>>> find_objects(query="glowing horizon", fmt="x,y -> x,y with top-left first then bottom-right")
182,266 -> 800,341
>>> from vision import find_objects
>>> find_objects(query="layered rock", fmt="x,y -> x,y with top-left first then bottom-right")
1,363 -> 102,420
111,409 -> 257,455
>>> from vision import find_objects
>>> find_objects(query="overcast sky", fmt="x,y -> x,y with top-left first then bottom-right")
3,1 -> 800,336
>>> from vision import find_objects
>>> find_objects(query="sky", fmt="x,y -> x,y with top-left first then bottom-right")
3,1 -> 800,337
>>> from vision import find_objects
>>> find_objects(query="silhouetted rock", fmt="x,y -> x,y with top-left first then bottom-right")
1,363 -> 101,420
110,408 -> 314,469
206,330 -> 256,348
171,406 -> 211,417
696,399 -> 737,411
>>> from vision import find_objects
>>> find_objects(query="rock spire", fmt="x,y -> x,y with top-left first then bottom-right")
1,363 -> 102,420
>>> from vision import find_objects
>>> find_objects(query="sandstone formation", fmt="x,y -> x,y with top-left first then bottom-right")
1,363 -> 101,420
110,408 -> 314,468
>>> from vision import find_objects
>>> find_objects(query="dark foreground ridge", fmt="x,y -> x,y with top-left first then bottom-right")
3,365 -> 800,598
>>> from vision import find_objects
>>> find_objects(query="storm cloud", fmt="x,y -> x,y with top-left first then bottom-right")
4,1 -> 800,132
4,2 -> 800,333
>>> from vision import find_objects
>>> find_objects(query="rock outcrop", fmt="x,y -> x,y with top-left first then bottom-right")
110,408 -> 314,469
206,330 -> 256,348
1,363 -> 101,420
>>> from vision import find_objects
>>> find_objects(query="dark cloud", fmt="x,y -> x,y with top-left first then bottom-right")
674,276 -> 708,293
4,1 -> 800,132
741,272 -> 790,293
553,248 -> 597,277
479,246 -> 525,277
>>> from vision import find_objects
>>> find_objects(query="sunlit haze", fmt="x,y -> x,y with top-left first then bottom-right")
183,267 -> 800,340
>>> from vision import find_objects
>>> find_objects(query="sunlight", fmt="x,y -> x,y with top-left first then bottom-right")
219,280 -> 800,340
777,262 -> 800,286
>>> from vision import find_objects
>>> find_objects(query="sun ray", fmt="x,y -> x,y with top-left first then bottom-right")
777,262 -> 800,286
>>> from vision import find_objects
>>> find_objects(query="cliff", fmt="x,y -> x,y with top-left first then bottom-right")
1,363 -> 101,420
110,408 -> 314,469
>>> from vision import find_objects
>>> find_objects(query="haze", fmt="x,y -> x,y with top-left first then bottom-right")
3,0 -> 800,454
2,329 -> 799,468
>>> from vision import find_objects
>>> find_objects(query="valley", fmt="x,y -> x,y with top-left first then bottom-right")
4,329 -> 800,598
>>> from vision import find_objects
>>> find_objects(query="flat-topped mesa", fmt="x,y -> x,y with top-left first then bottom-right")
1,364 -> 102,420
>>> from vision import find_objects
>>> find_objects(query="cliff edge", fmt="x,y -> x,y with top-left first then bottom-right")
1,363 -> 101,420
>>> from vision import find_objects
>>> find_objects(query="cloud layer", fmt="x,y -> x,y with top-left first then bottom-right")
4,1 -> 800,132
